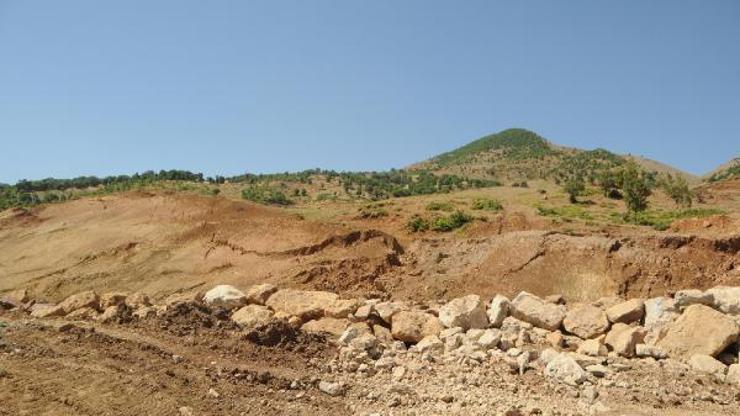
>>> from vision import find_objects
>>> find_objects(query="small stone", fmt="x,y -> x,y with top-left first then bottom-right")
202,285 -> 247,310
605,299 -> 644,324
207,388 -> 220,398
318,381 -> 345,396
635,343 -> 667,359
178,406 -> 194,416
577,338 -> 607,357
544,353 -> 586,386
487,294 -> 510,328
689,354 -> 727,380
245,283 -> 278,305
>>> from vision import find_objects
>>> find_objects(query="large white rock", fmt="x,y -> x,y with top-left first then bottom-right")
391,310 -> 443,343
604,323 -> 645,357
706,286 -> 740,315
439,295 -> 488,330
301,317 -> 349,336
605,299 -> 644,324
245,283 -> 278,305
562,304 -> 610,339
231,304 -> 274,329
674,289 -> 714,309
487,295 -> 510,328
265,289 -> 338,320
657,304 -> 739,358
510,291 -> 566,331
689,354 -> 727,380
58,291 -> 101,314
544,353 -> 586,386
202,285 -> 247,310
727,364 -> 740,385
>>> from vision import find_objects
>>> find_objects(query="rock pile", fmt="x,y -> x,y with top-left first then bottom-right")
4,283 -> 740,390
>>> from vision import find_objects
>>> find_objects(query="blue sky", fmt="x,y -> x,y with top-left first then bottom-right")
1,1 -> 738,183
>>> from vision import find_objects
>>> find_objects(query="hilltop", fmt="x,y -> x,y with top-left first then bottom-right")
412,128 -> 699,185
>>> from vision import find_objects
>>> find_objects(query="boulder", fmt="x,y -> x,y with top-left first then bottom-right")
353,304 -> 374,320
439,295 -> 488,330
674,289 -> 714,309
689,354 -> 727,380
58,291 -> 100,314
3,288 -> 29,305
726,364 -> 740,385
510,292 -> 566,331
635,344 -> 667,359
643,297 -> 680,345
604,323 -> 645,357
245,283 -> 278,306
374,302 -> 403,325
66,307 -> 99,320
487,295 -> 510,328
391,310 -> 443,343
325,299 -> 362,319
546,331 -> 564,348
231,304 -> 274,329
97,304 -> 126,323
577,338 -> 607,357
133,306 -> 156,320
372,324 -> 394,344
563,304 -> 610,339
202,285 -> 247,310
605,299 -> 644,324
100,292 -> 127,309
657,304 -> 739,358
126,292 -> 151,308
416,335 -> 444,353
265,289 -> 338,321
477,329 -> 501,350
706,286 -> 740,315
301,318 -> 349,337
544,353 -> 586,386
30,303 -> 64,318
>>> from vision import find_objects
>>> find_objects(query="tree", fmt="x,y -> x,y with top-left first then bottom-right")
563,175 -> 585,203
661,174 -> 693,208
621,164 -> 652,214
597,169 -> 622,199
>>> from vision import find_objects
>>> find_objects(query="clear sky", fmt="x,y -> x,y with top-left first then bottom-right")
1,1 -> 738,183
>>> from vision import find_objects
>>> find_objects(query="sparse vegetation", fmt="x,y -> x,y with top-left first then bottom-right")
660,174 -> 693,208
407,215 -> 430,232
241,185 -> 293,206
471,198 -> 502,211
426,201 -> 454,212
431,210 -> 473,231
537,205 -> 594,221
621,163 -> 654,215
357,203 -> 389,219
563,175 -> 585,203
623,208 -> 724,230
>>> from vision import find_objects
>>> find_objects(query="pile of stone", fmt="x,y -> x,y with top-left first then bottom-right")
3,284 -> 739,387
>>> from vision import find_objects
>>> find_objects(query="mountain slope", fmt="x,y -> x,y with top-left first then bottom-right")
412,128 -> 698,184
705,157 -> 740,182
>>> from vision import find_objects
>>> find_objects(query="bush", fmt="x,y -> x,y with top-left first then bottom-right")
407,215 -> 430,232
241,185 -> 293,205
426,201 -> 454,212
563,176 -> 585,203
357,204 -> 388,219
621,164 -> 652,214
471,198 -> 502,211
660,174 -> 693,208
431,210 -> 472,231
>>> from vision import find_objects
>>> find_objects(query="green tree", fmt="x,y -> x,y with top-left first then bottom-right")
660,174 -> 693,208
621,164 -> 652,214
563,175 -> 585,203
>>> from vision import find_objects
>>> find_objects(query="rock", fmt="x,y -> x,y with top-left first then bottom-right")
416,335 -> 444,353
635,343 -> 667,359
477,329 -> 501,350
539,348 -> 559,365
374,302 -> 403,325
372,324 -> 394,344
207,388 -> 220,398
545,294 -> 565,304
544,353 -> 586,386
643,296 -> 680,345
354,304 -> 374,320
179,406 -> 194,416
100,292 -> 127,308
3,288 -> 29,305
391,310 -> 443,343
510,291 -> 566,331
604,323 -> 645,357
577,338 -> 607,357
58,291 -> 100,314
126,292 -> 151,308
439,327 -> 464,339
657,304 -> 739,358
593,296 -> 621,310
674,289 -> 714,309
318,381 -> 345,396
726,364 -> 740,385
301,318 -> 349,337
487,295 -> 510,328
605,299 -> 644,324
202,285 -> 247,310
245,283 -> 278,306
265,289 -> 338,321
97,304 -> 126,323
325,299 -> 362,319
706,286 -> 740,315
438,295 -> 488,330
586,364 -> 611,378
66,307 -> 99,320
231,304 -> 274,329
689,354 -> 727,380
338,326 -> 363,345
29,303 -> 64,318
563,304 -> 610,339
546,331 -> 564,348
132,306 -> 156,319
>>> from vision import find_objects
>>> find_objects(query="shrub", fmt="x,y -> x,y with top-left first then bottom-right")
426,201 -> 454,212
431,210 -> 472,231
471,198 -> 502,211
407,215 -> 430,232
241,185 -> 292,205
660,174 -> 693,208
621,164 -> 652,214
563,176 -> 585,203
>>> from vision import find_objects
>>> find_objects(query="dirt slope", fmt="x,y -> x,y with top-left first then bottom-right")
1,191 -> 738,305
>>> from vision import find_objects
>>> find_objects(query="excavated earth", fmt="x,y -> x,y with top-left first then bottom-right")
1,190 -> 739,415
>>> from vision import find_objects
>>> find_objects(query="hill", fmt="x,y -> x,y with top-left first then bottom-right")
412,128 -> 698,185
705,157 -> 740,182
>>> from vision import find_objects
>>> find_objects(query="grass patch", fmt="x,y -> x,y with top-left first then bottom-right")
241,185 -> 292,206
472,198 -> 503,212
426,201 -> 454,212
357,203 -> 388,219
623,208 -> 725,230
537,205 -> 593,221
408,210 -> 473,232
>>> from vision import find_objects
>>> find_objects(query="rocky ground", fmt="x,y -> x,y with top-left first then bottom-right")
1,284 -> 739,415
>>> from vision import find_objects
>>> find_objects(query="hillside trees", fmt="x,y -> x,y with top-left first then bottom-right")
621,163 -> 653,215
660,174 -> 693,208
